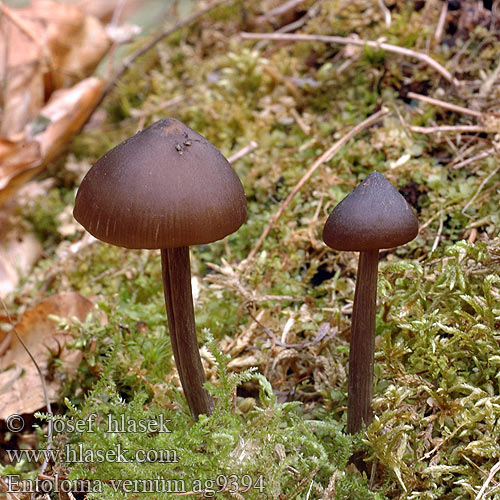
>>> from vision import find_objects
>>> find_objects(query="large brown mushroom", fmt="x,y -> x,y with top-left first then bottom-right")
322,171 -> 418,434
74,118 -> 247,420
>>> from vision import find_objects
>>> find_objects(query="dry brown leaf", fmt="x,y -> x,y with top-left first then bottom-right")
0,1 -> 110,106
0,292 -> 97,419
0,76 -> 104,205
0,232 -> 42,298
0,139 -> 41,191
33,77 -> 105,162
0,0 -> 110,205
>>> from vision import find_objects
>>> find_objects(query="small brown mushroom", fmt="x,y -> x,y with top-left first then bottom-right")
74,118 -> 247,420
322,171 -> 418,434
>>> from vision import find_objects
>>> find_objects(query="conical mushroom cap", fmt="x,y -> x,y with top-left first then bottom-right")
74,118 -> 247,249
322,171 -> 418,251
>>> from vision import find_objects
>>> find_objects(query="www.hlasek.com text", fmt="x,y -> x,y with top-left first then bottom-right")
6,444 -> 178,464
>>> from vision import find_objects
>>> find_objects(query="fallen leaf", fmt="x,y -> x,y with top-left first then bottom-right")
0,0 -> 110,204
0,76 -> 104,205
0,292 -> 97,419
0,231 -> 42,298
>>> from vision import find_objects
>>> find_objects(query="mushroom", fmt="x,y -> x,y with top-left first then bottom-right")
73,118 -> 247,420
322,171 -> 418,434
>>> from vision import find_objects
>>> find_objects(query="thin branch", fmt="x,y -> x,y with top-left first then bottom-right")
450,148 -> 494,170
431,215 -> 444,253
228,141 -> 258,163
409,125 -> 487,134
407,91 -> 482,118
256,0 -> 307,24
476,460 -> 500,500
378,0 -> 391,26
240,32 -> 460,87
244,106 -> 389,263
90,0 -> 232,116
434,1 -> 447,44
462,164 -> 500,214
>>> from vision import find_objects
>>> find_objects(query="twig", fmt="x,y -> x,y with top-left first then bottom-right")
461,454 -> 495,482
378,0 -> 391,26
462,164 -> 500,214
240,32 -> 460,87
476,460 -> 500,500
434,1 -> 447,44
0,297 -> 53,474
409,125 -> 487,134
228,141 -> 258,163
244,106 -> 389,263
89,0 -> 232,118
256,0 -> 307,24
407,92 -> 482,118
431,215 -> 444,253
450,148 -> 494,170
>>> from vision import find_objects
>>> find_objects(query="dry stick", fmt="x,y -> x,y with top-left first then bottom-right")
245,106 -> 389,263
0,297 -> 53,475
476,460 -> 500,500
434,0 -> 448,44
409,125 -> 487,133
462,164 -> 500,214
240,32 -> 460,87
407,91 -> 483,118
431,215 -> 444,253
227,141 -> 258,163
378,0 -> 391,26
256,0 -> 308,24
451,148 -> 494,170
90,0 -> 232,116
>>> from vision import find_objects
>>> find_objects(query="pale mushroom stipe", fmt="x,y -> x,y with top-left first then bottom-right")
322,171 -> 418,434
73,118 -> 247,420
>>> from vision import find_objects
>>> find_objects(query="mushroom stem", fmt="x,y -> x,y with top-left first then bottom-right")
347,249 -> 379,434
161,247 -> 215,419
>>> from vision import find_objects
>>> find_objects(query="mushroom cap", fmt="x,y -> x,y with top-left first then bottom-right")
322,171 -> 418,251
73,118 -> 247,249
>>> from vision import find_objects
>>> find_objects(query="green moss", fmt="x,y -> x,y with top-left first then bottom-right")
8,0 -> 500,498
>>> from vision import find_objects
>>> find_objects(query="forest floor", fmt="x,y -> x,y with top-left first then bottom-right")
1,0 -> 500,499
